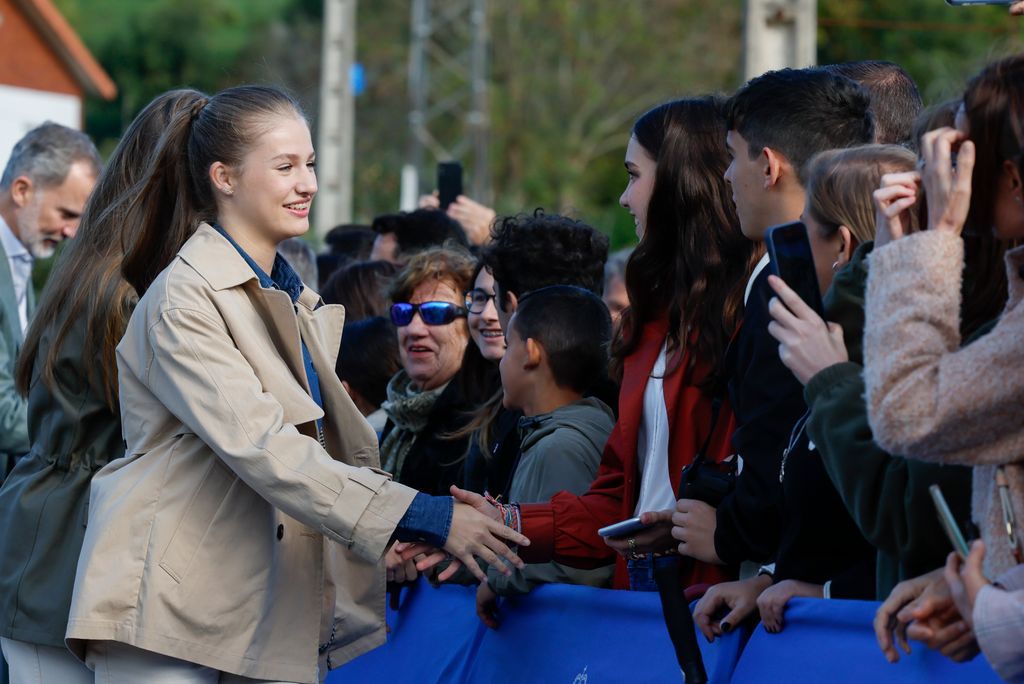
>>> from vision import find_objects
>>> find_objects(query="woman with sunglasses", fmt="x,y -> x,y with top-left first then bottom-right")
380,246 -> 478,496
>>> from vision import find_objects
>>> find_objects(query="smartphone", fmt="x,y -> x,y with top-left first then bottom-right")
437,161 -> 463,210
598,517 -> 652,538
929,484 -> 971,560
945,0 -> 1013,5
764,221 -> 826,317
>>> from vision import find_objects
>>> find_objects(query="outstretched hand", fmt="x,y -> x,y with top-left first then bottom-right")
399,486 -> 526,583
1011,2 -> 1024,16
766,275 -> 848,385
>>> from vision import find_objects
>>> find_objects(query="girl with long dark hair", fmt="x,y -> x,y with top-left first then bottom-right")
439,97 -> 760,613
0,90 -> 205,683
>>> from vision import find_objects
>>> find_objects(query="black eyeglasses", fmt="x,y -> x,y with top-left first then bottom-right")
464,289 -> 497,314
390,301 -> 467,327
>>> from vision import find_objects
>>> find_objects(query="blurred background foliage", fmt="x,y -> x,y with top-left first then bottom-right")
54,0 -> 1024,250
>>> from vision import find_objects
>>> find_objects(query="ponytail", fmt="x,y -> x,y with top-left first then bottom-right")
121,84 -> 306,296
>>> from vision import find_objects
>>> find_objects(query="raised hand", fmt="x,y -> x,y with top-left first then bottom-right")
872,170 -> 919,247
918,127 -> 976,236
766,275 -> 848,385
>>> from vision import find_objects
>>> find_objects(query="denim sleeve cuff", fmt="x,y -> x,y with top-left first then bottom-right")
394,492 -> 453,547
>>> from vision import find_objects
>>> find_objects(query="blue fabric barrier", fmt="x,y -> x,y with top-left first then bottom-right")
733,598 -> 1000,683
327,582 -> 999,683
329,581 -> 743,683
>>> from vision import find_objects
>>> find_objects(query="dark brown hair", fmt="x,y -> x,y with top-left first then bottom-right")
612,97 -> 761,385
16,90 -> 207,408
959,54 -> 1022,336
321,260 -> 399,321
120,84 -> 307,296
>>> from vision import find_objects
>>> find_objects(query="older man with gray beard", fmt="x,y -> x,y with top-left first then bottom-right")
0,122 -> 99,482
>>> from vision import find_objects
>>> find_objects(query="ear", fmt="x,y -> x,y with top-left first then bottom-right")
503,290 -> 519,315
835,226 -> 855,269
9,175 -> 34,209
762,148 -> 788,190
209,161 -> 236,198
1003,158 -> 1023,199
524,337 -> 543,370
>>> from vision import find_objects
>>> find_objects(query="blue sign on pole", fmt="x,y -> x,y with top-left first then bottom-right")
350,63 -> 365,96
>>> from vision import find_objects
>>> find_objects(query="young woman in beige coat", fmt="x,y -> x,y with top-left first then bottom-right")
869,54 -> 1024,681
64,85 -> 527,684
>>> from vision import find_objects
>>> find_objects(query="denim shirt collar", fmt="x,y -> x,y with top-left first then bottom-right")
213,223 -> 304,302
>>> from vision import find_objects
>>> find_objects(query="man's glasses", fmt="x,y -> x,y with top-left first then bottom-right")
390,301 -> 467,327
464,289 -> 497,314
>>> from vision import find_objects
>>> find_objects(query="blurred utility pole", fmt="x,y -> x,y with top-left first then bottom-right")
742,0 -> 816,80
316,0 -> 356,238
404,0 -> 490,209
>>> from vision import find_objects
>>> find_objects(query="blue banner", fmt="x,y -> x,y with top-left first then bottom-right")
328,582 -> 999,683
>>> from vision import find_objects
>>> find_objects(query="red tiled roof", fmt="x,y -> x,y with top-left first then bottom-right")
14,0 -> 116,100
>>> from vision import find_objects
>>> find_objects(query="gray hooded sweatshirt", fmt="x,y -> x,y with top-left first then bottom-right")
487,397 -> 616,595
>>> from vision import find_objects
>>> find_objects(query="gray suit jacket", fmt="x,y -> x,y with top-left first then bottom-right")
0,237 -> 31,479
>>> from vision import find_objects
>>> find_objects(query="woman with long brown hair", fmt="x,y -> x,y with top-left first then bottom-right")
0,90 -> 206,683
441,97 -> 760,617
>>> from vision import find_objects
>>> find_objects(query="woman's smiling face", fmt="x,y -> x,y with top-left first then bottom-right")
467,268 -> 506,362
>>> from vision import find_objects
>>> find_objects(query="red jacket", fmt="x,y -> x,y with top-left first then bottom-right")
519,317 -> 737,589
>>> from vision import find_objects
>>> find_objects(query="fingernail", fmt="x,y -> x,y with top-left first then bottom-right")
720,621 -> 732,633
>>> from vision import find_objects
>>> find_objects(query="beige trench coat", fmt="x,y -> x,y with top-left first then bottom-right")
66,224 -> 417,683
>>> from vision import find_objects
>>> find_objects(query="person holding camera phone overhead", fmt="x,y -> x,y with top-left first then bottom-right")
61,85 -> 527,683
411,97 -> 759,600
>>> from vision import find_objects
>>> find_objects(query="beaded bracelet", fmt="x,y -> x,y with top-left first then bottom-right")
484,492 -> 523,534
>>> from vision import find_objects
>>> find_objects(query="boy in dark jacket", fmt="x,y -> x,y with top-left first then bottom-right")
476,286 -> 615,628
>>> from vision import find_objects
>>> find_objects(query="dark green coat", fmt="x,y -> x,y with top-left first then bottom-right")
0,237 -> 32,481
0,298 -> 130,647
805,241 -> 972,598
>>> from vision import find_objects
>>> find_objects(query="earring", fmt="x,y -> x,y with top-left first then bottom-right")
831,261 -> 840,272
223,188 -> 234,196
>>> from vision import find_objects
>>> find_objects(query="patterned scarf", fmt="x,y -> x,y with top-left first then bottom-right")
380,370 -> 449,478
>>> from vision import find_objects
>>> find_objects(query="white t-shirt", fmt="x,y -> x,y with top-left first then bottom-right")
634,342 -> 677,515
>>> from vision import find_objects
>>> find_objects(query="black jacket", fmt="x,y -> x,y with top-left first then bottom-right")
381,380 -> 472,496
714,262 -> 807,565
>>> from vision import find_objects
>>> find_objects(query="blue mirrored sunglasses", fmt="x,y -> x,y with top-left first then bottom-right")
390,301 -> 468,327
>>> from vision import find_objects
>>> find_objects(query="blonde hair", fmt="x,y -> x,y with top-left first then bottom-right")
804,144 -> 918,245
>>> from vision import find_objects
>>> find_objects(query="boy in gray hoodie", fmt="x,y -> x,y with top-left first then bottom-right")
476,286 -> 616,628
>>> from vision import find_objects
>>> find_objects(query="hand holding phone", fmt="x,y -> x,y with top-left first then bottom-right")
945,0 -> 1013,5
764,221 -> 826,317
437,161 -> 463,210
930,484 -> 971,560
598,517 -> 652,538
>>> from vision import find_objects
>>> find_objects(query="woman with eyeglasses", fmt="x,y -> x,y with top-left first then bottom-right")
380,246 -> 478,496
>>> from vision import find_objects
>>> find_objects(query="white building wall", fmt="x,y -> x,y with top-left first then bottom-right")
0,83 -> 82,166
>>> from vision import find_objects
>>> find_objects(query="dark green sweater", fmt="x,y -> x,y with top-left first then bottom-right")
805,241 -> 973,598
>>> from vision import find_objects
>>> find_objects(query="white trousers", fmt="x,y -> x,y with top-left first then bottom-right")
0,637 -> 92,684
84,641 -> 297,684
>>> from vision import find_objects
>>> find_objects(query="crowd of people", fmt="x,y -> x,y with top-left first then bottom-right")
0,42 -> 1023,684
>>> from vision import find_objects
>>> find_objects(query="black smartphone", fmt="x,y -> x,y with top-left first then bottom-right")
437,161 -> 463,210
764,221 -> 825,317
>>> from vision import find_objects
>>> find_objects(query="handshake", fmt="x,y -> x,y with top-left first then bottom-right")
387,486 -> 528,585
